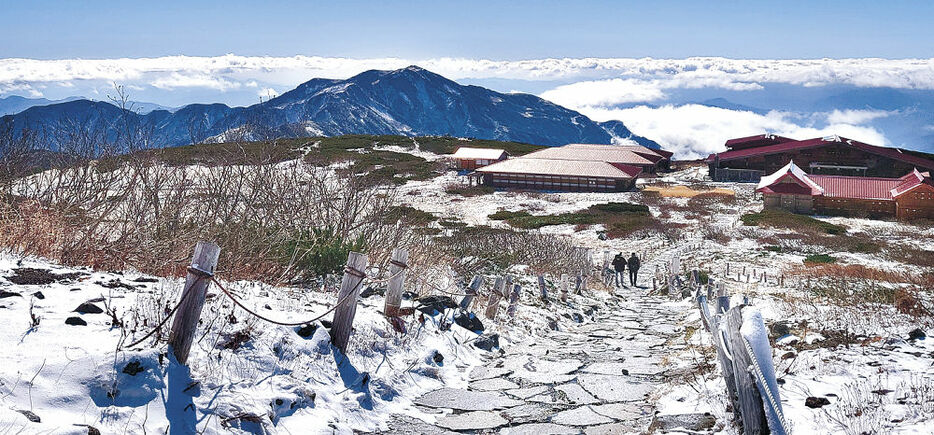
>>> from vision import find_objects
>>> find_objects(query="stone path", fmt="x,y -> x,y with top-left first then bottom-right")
384,281 -> 696,434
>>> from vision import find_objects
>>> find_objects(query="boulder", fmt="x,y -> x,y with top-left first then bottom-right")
416,295 -> 457,315
908,328 -> 926,341
75,302 -> 104,314
453,311 -> 484,333
769,322 -> 791,338
65,316 -> 87,326
805,396 -> 831,408
474,334 -> 500,351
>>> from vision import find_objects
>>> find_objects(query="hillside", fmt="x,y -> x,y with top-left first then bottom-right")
0,66 -> 659,150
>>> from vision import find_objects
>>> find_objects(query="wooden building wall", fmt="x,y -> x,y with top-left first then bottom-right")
814,196 -> 896,218
716,143 -> 926,178
484,172 -> 634,192
895,185 -> 934,220
763,193 -> 813,214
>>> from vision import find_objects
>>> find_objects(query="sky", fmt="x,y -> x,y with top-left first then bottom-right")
2,1 -> 934,157
3,0 -> 934,60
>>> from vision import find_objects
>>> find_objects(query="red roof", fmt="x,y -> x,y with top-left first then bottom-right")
892,169 -> 934,197
608,163 -> 644,178
708,136 -> 934,171
725,134 -> 794,150
809,175 -> 902,200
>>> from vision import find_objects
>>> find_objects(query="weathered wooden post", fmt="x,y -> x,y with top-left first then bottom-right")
331,251 -> 368,354
574,273 -> 583,294
537,275 -> 548,301
560,274 -> 569,302
724,306 -> 769,433
168,241 -> 221,365
507,283 -> 521,318
383,248 -> 408,317
485,276 -> 506,319
460,275 -> 484,310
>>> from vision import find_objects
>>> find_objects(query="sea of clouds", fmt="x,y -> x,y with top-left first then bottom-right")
2,55 -> 932,157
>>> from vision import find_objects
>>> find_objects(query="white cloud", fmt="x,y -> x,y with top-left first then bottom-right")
540,78 -> 666,107
581,104 -> 889,160
2,55 -> 934,98
824,109 -> 894,125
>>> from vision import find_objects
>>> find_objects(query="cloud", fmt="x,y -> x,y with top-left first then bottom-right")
824,109 -> 895,125
540,78 -> 666,107
580,104 -> 889,160
2,55 -> 934,99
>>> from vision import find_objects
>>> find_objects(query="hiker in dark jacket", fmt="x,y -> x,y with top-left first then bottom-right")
611,253 -> 626,287
627,253 -> 641,286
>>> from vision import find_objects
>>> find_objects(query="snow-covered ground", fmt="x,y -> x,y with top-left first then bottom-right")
2,147 -> 933,434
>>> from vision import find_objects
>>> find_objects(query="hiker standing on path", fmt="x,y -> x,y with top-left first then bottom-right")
611,253 -> 626,287
627,253 -> 641,286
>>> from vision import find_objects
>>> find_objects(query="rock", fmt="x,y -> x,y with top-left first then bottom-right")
122,361 -> 145,376
359,286 -> 385,299
0,290 -> 21,298
502,403 -> 557,424
585,422 -> 645,435
469,366 -> 513,381
453,311 -> 484,333
805,396 -> 831,408
572,313 -> 584,323
590,402 -> 645,420
433,351 -> 444,364
555,383 -> 599,404
551,405 -> 614,426
33,291 -> 45,300
415,295 -> 457,315
504,385 -> 549,399
16,410 -> 40,422
770,322 -> 791,338
133,277 -> 158,283
8,268 -> 82,285
295,324 -> 318,338
74,302 -> 104,314
470,377 -> 519,391
65,316 -> 87,326
501,422 -> 578,435
650,412 -> 717,432
474,334 -> 500,351
908,328 -> 926,341
577,374 -> 654,402
415,388 -> 521,411
436,410 -> 507,431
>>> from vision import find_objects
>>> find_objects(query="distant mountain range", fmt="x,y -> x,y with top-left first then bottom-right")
0,66 -> 659,150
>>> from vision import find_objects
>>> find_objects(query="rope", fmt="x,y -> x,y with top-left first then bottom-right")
741,334 -> 790,433
212,274 -> 364,327
122,272 -> 209,349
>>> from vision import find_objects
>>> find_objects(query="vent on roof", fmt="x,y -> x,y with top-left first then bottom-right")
822,134 -> 841,142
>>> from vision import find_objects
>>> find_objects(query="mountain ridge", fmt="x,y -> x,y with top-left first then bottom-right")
1,66 -> 659,150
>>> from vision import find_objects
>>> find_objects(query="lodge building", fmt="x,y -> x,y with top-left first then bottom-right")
470,143 -> 671,192
450,147 -> 509,170
756,161 -> 934,220
708,134 -> 934,182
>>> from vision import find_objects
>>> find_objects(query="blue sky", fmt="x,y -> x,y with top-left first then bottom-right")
3,0 -> 934,59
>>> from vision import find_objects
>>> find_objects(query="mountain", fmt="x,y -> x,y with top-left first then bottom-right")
1,66 -> 656,150
0,95 -> 83,116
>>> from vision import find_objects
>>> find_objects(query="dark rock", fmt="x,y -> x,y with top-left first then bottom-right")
296,324 -> 318,338
359,286 -> 385,299
548,319 -> 559,330
571,313 -> 584,323
908,328 -> 926,341
805,396 -> 831,408
95,279 -> 134,290
320,320 -> 333,329
402,291 -> 416,300
263,304 -> 272,310
770,322 -> 791,338
416,295 -> 457,315
73,424 -> 101,435
133,277 -> 158,283
123,361 -> 145,376
65,316 -> 87,326
0,290 -> 21,298
33,291 -> 45,300
583,306 -> 596,316
453,311 -> 484,333
433,351 -> 444,364
650,412 -> 716,432
16,410 -> 40,423
8,268 -> 82,285
474,334 -> 500,351
75,302 -> 104,314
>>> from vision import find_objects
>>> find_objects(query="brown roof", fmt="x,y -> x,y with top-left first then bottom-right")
477,158 -> 642,179
524,144 -> 655,166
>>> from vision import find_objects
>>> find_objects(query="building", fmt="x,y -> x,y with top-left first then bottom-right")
756,161 -> 934,220
450,147 -> 509,170
708,134 -> 934,182
522,143 -> 671,173
472,143 -> 670,192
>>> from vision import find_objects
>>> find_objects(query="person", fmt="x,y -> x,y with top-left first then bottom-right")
627,252 -> 641,287
611,253 -> 626,287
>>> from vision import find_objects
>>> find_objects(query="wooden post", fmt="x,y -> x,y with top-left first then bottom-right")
727,263 -> 731,275
460,275 -> 484,310
168,241 -> 221,365
383,248 -> 408,317
485,277 -> 506,320
537,275 -> 548,301
560,274 -> 569,302
507,283 -> 521,317
574,273 -> 583,295
331,251 -> 368,354
725,306 -> 769,434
